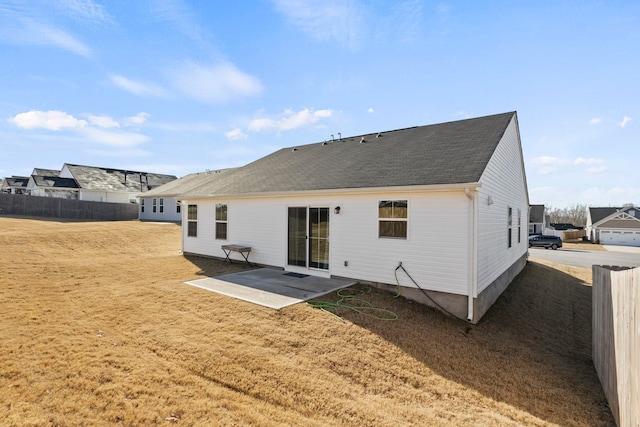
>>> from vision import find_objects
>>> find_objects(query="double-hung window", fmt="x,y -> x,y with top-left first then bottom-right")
159,198 -> 164,213
187,204 -> 198,237
378,200 -> 407,239
507,207 -> 513,248
215,203 -> 227,240
517,208 -> 521,243
141,199 -> 145,213
152,198 -> 157,213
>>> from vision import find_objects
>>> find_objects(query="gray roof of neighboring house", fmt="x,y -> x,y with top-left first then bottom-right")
180,111 -> 517,198
589,207 -> 622,224
32,168 -> 60,176
2,176 -> 30,188
31,175 -> 79,189
64,164 -> 177,193
529,204 -> 545,223
140,169 -> 237,198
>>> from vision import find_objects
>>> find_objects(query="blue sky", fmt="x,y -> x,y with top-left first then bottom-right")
1,0 -> 638,209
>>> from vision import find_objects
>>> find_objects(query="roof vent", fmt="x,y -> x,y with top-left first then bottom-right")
322,141 -> 328,145
331,134 -> 334,142
338,132 -> 341,140
376,132 -> 382,138
292,147 -> 298,152
360,137 -> 366,143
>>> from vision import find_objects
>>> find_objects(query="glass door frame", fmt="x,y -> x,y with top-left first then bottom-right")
287,206 -> 330,272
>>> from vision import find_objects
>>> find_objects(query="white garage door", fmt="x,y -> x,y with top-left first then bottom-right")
600,230 -> 640,247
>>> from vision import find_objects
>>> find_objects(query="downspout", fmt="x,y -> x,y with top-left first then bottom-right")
464,187 -> 477,321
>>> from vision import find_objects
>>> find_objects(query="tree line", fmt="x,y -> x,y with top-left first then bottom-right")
546,204 -> 588,227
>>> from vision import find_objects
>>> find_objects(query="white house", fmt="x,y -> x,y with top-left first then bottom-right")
177,112 -> 529,323
528,204 -> 548,235
138,171 -> 236,222
587,205 -> 640,246
26,169 -> 79,199
58,164 -> 177,203
1,176 -> 30,194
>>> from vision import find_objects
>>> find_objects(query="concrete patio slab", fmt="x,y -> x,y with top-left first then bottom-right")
184,268 -> 356,309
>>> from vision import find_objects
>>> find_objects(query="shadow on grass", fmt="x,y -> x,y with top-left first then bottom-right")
331,261 -> 614,426
183,254 -> 258,277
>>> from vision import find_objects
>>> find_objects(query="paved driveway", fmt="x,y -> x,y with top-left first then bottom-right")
529,246 -> 640,269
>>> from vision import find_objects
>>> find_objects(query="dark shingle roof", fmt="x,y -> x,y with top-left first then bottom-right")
529,204 -> 545,223
181,111 -> 517,198
31,175 -> 79,189
141,169 -> 237,197
589,207 -> 621,224
32,168 -> 60,176
64,164 -> 177,193
3,176 -> 30,188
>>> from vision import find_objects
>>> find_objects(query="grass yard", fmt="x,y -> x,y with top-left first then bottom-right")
0,217 -> 613,426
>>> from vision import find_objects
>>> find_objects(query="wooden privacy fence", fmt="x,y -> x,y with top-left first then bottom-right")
0,193 -> 139,221
592,265 -> 639,427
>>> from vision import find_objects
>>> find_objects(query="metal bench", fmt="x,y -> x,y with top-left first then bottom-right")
221,244 -> 253,267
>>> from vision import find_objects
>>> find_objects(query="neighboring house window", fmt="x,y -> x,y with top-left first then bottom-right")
187,205 -> 197,237
152,198 -> 157,213
379,200 -> 407,239
176,203 -> 181,214
507,207 -> 513,248
141,199 -> 145,213
518,208 -> 522,243
159,198 -> 164,213
215,203 -> 228,240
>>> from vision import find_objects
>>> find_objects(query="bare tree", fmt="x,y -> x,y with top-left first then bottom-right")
547,204 -> 588,227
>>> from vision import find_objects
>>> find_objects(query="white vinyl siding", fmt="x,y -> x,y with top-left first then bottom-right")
138,197 -> 182,222
476,116 -> 529,294
182,190 -> 471,296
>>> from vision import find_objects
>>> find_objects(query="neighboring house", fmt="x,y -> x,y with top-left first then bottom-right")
587,205 -> 640,246
177,112 -> 529,323
1,176 -> 30,194
138,170 -> 236,222
27,170 -> 79,199
59,164 -> 177,203
529,204 -> 547,235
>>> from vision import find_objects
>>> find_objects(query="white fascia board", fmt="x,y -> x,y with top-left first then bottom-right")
177,182 -> 483,202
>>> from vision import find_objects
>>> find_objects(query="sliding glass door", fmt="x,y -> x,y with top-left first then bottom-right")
287,207 -> 329,270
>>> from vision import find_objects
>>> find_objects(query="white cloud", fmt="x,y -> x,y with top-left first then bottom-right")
149,0 -> 206,44
10,110 -> 87,130
529,156 -> 569,175
110,75 -> 168,97
273,0 -> 365,49
87,114 -> 120,128
585,166 -> 607,174
574,157 -> 604,166
0,4 -> 92,57
225,128 -> 248,140
54,0 -> 113,24
9,109 -> 149,148
367,107 -> 374,113
125,112 -> 151,126
619,116 -> 632,128
22,20 -> 92,57
248,108 -> 333,132
171,62 -> 263,104
589,117 -> 601,125
79,127 -> 150,147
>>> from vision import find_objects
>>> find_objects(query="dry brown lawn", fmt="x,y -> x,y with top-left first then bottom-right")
0,217 -> 613,426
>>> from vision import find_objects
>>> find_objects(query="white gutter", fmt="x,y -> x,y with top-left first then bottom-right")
465,187 -> 477,321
